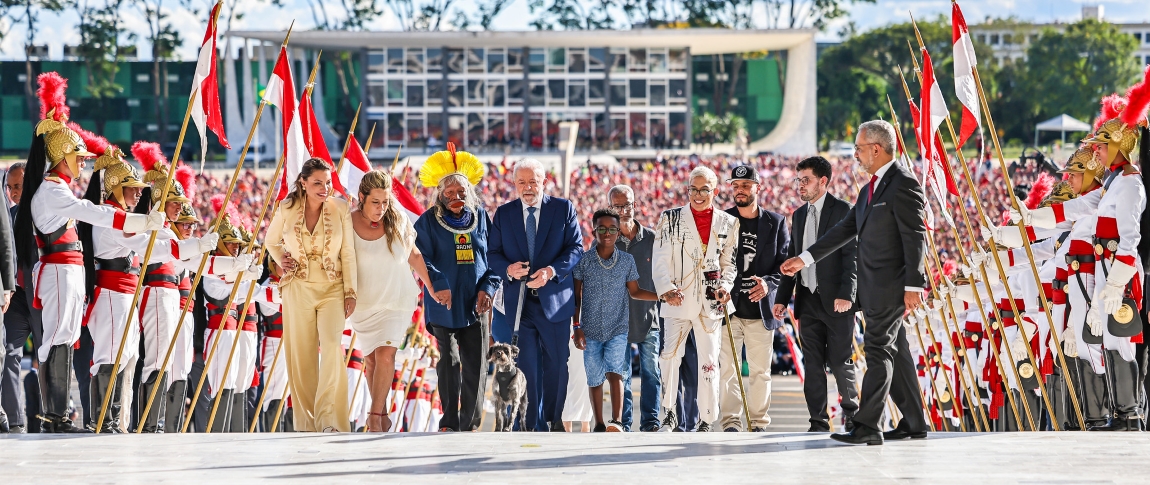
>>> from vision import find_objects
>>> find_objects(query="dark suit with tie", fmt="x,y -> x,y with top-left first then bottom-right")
489,194 -> 582,431
803,161 -> 928,433
775,193 -> 859,430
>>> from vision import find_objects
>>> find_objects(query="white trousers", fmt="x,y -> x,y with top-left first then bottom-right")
171,309 -> 195,381
660,316 -> 721,424
347,367 -> 371,429
204,328 -> 238,397
33,262 -> 86,362
1067,272 -> 1137,373
235,330 -> 258,394
260,336 -> 290,410
718,316 -> 774,429
87,287 -> 141,376
140,286 -> 181,376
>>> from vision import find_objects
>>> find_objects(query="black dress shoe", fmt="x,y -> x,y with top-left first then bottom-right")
883,428 -> 928,440
807,424 -> 831,433
830,427 -> 883,445
549,421 -> 567,432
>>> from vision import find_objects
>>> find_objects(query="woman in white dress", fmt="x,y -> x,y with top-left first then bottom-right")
349,170 -> 431,432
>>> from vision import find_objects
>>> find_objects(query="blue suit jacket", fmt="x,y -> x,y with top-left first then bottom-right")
488,195 -> 583,323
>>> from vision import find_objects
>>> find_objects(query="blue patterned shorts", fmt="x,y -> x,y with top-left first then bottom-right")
583,333 -> 630,387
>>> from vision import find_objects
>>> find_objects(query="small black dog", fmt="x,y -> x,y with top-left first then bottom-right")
488,343 -> 527,432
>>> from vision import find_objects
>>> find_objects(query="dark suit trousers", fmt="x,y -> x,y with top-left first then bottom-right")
428,322 -> 484,431
516,296 -> 569,431
796,286 -> 859,429
2,287 -> 35,426
675,330 -> 699,431
854,304 -> 927,433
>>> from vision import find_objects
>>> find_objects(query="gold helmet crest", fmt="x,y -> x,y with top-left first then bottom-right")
1084,67 -> 1150,167
1042,181 -> 1078,208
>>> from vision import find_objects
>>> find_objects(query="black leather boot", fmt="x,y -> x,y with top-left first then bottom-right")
137,371 -> 168,433
208,389 -> 234,433
262,400 -> 281,432
1107,351 -> 1142,431
1081,358 -> 1114,431
0,409 -> 9,433
230,391 -> 246,433
90,365 -> 124,433
164,380 -> 187,433
39,344 -> 89,433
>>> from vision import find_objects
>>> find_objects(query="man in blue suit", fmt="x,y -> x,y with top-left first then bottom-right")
489,159 -> 582,431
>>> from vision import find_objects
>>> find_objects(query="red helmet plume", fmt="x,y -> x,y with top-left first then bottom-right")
36,72 -> 70,121
130,141 -> 167,173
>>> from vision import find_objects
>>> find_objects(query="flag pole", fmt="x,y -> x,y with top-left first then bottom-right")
135,21 -> 294,433
896,62 -> 1033,430
94,87 -> 199,432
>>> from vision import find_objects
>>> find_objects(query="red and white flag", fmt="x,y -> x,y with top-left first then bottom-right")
393,176 -> 424,223
952,2 -> 981,147
190,1 -> 231,167
337,135 -> 371,200
263,46 -> 309,201
299,91 -> 346,196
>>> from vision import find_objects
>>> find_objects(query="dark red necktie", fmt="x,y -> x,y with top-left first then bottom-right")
868,175 -> 878,203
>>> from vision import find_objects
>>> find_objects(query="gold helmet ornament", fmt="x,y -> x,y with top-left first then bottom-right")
1058,146 -> 1105,192
1084,67 -> 1150,166
176,203 -> 201,224
1042,181 -> 1078,208
211,194 -> 249,256
419,141 -> 486,188
134,141 -> 191,205
35,72 -> 93,176
73,125 -> 147,209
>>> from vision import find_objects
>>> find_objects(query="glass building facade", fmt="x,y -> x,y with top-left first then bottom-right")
364,46 -> 690,152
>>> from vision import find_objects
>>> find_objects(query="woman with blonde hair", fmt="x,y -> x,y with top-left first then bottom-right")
348,169 -> 432,432
265,158 -> 357,432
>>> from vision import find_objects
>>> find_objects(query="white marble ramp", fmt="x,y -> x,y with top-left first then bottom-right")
4,432 -> 1150,484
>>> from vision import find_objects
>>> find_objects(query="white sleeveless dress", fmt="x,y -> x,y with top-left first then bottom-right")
349,219 -> 420,354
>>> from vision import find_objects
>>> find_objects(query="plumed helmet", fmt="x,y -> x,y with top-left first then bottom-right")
73,125 -> 146,208
35,73 -> 93,173
419,141 -> 485,188
1084,66 -> 1150,167
1042,181 -> 1078,208
133,141 -> 190,205
1058,146 -> 1105,191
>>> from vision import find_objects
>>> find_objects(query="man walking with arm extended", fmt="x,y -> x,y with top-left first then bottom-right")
780,120 -> 929,445
773,156 -> 860,433
719,165 -> 789,432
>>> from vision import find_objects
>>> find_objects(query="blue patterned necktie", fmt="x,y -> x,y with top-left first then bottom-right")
526,206 -> 537,263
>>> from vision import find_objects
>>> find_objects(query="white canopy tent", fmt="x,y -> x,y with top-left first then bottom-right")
1034,114 -> 1093,146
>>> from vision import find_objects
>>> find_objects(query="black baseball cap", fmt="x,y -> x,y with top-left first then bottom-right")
727,165 -> 759,183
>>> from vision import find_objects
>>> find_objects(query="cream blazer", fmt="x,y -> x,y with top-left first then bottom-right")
652,205 -> 739,321
265,197 -> 358,299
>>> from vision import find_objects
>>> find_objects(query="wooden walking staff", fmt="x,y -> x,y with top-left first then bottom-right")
906,18 -> 1083,429
894,63 -> 1035,431
913,15 -> 1084,429
887,97 -> 989,432
135,22 -> 294,433
181,153 -> 287,433
95,87 -> 199,433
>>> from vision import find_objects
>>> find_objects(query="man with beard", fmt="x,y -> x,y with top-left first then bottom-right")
773,156 -> 859,433
717,165 -> 789,432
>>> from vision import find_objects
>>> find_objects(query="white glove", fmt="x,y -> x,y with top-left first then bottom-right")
197,233 -> 220,254
954,283 -> 977,304
234,253 -> 255,272
980,225 -> 1000,245
1101,260 -> 1138,315
1086,303 -> 1105,337
122,210 -> 166,233
968,250 -> 988,269
995,227 -> 1025,249
1062,323 -> 1079,358
1009,335 -> 1029,362
242,262 -> 263,281
1008,197 -> 1030,225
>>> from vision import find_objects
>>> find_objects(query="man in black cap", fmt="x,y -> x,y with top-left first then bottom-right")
718,164 -> 789,432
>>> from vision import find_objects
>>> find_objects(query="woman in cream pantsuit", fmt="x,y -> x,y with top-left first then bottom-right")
266,158 -> 358,432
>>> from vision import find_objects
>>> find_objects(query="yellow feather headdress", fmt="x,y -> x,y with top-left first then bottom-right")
419,142 -> 485,188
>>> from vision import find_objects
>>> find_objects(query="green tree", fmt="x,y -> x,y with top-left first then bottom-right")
76,0 -> 133,134
16,1 -> 72,123
134,0 -> 183,145
991,18 -> 1140,145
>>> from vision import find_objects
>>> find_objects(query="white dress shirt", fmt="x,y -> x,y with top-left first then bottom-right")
797,160 -> 923,293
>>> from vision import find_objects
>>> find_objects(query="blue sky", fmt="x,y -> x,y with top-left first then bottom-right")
3,0 -> 1148,61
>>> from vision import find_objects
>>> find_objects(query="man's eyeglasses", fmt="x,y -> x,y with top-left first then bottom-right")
792,176 -> 816,186
688,187 -> 713,196
595,226 -> 620,235
854,142 -> 879,152
611,203 -> 634,212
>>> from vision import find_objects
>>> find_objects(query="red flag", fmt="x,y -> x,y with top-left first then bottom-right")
263,47 -> 308,201
190,1 -> 231,166
299,92 -> 346,196
953,2 -> 981,147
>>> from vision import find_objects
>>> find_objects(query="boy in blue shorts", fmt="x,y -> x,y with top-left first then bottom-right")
573,209 -> 659,431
